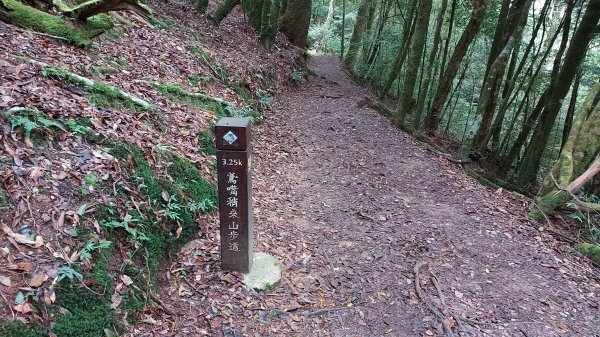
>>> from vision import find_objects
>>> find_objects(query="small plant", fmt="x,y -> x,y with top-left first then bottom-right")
3,108 -> 65,139
567,192 -> 600,243
101,214 -> 150,247
84,174 -> 99,187
66,118 -> 91,135
79,241 -> 112,261
56,265 -> 83,283
165,195 -> 182,221
291,70 -> 305,85
188,198 -> 216,213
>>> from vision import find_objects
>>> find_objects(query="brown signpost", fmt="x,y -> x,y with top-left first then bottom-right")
215,117 -> 253,272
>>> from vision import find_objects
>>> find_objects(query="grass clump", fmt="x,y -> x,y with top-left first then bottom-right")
42,66 -> 153,111
185,45 -> 229,84
148,16 -> 170,31
0,0 -> 112,47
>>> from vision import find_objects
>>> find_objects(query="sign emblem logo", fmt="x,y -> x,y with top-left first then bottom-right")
223,131 -> 238,145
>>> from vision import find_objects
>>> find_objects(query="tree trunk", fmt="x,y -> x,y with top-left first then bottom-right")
279,0 -> 312,47
529,83 -> 600,220
68,0 -> 151,21
516,0 -> 600,186
471,0 -> 532,150
395,0 -> 432,128
212,0 -> 241,25
325,0 -> 335,26
423,0 -> 488,130
195,0 -> 209,13
413,0 -> 447,130
561,67 -> 582,150
343,0 -> 370,68
378,0 -> 417,98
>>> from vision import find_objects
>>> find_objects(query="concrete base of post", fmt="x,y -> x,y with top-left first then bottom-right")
243,252 -> 281,290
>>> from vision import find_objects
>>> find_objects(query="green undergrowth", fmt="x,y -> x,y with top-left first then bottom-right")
108,143 -> 217,275
54,283 -> 119,337
0,0 -> 112,47
199,128 -> 216,156
2,107 -> 65,141
0,321 -> 47,337
578,243 -> 600,264
153,82 -> 229,116
186,45 -> 229,84
42,66 -> 153,112
17,143 -> 219,335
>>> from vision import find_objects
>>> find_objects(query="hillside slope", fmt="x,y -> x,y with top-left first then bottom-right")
0,1 -> 302,335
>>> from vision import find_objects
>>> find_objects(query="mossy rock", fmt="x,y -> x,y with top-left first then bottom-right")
0,0 -> 112,47
578,243 -> 600,264
0,320 -> 48,337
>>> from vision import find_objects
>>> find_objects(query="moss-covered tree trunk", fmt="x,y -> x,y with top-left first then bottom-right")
195,0 -> 209,13
529,83 -> 600,220
394,0 -> 432,128
279,0 -> 312,47
212,0 -> 240,25
343,0 -> 370,68
241,0 -> 263,30
259,0 -> 280,49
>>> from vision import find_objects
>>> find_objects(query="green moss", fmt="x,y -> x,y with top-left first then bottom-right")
42,66 -> 152,111
0,187 -> 9,209
199,128 -> 216,156
108,144 -> 215,277
0,321 -> 48,337
578,243 -> 600,264
153,82 -> 229,115
54,284 -> 118,337
149,16 -> 170,30
529,190 -> 572,221
185,45 -> 229,84
167,155 -> 218,208
0,0 -> 112,47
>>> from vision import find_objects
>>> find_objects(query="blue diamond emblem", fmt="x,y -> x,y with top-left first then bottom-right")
223,131 -> 238,145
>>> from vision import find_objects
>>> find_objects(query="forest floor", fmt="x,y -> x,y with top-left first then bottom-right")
151,55 -> 600,337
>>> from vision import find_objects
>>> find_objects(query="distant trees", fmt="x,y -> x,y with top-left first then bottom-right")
309,0 -> 600,217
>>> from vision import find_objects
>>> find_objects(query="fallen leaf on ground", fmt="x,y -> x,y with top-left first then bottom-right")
1,223 -> 44,248
0,275 -> 11,286
29,272 -> 48,287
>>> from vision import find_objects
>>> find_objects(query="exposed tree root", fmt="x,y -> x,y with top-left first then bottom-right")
414,261 -> 457,337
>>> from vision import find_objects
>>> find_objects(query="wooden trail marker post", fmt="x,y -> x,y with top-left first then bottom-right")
215,117 -> 253,272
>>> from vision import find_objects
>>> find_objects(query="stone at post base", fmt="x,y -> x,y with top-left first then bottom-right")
243,252 -> 282,290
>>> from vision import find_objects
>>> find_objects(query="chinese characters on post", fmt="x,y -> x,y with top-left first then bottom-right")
215,118 -> 253,272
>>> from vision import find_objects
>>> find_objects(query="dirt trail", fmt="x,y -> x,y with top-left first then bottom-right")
246,55 -> 600,336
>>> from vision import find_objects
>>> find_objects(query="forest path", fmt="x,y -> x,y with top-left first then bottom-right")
246,54 -> 600,337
